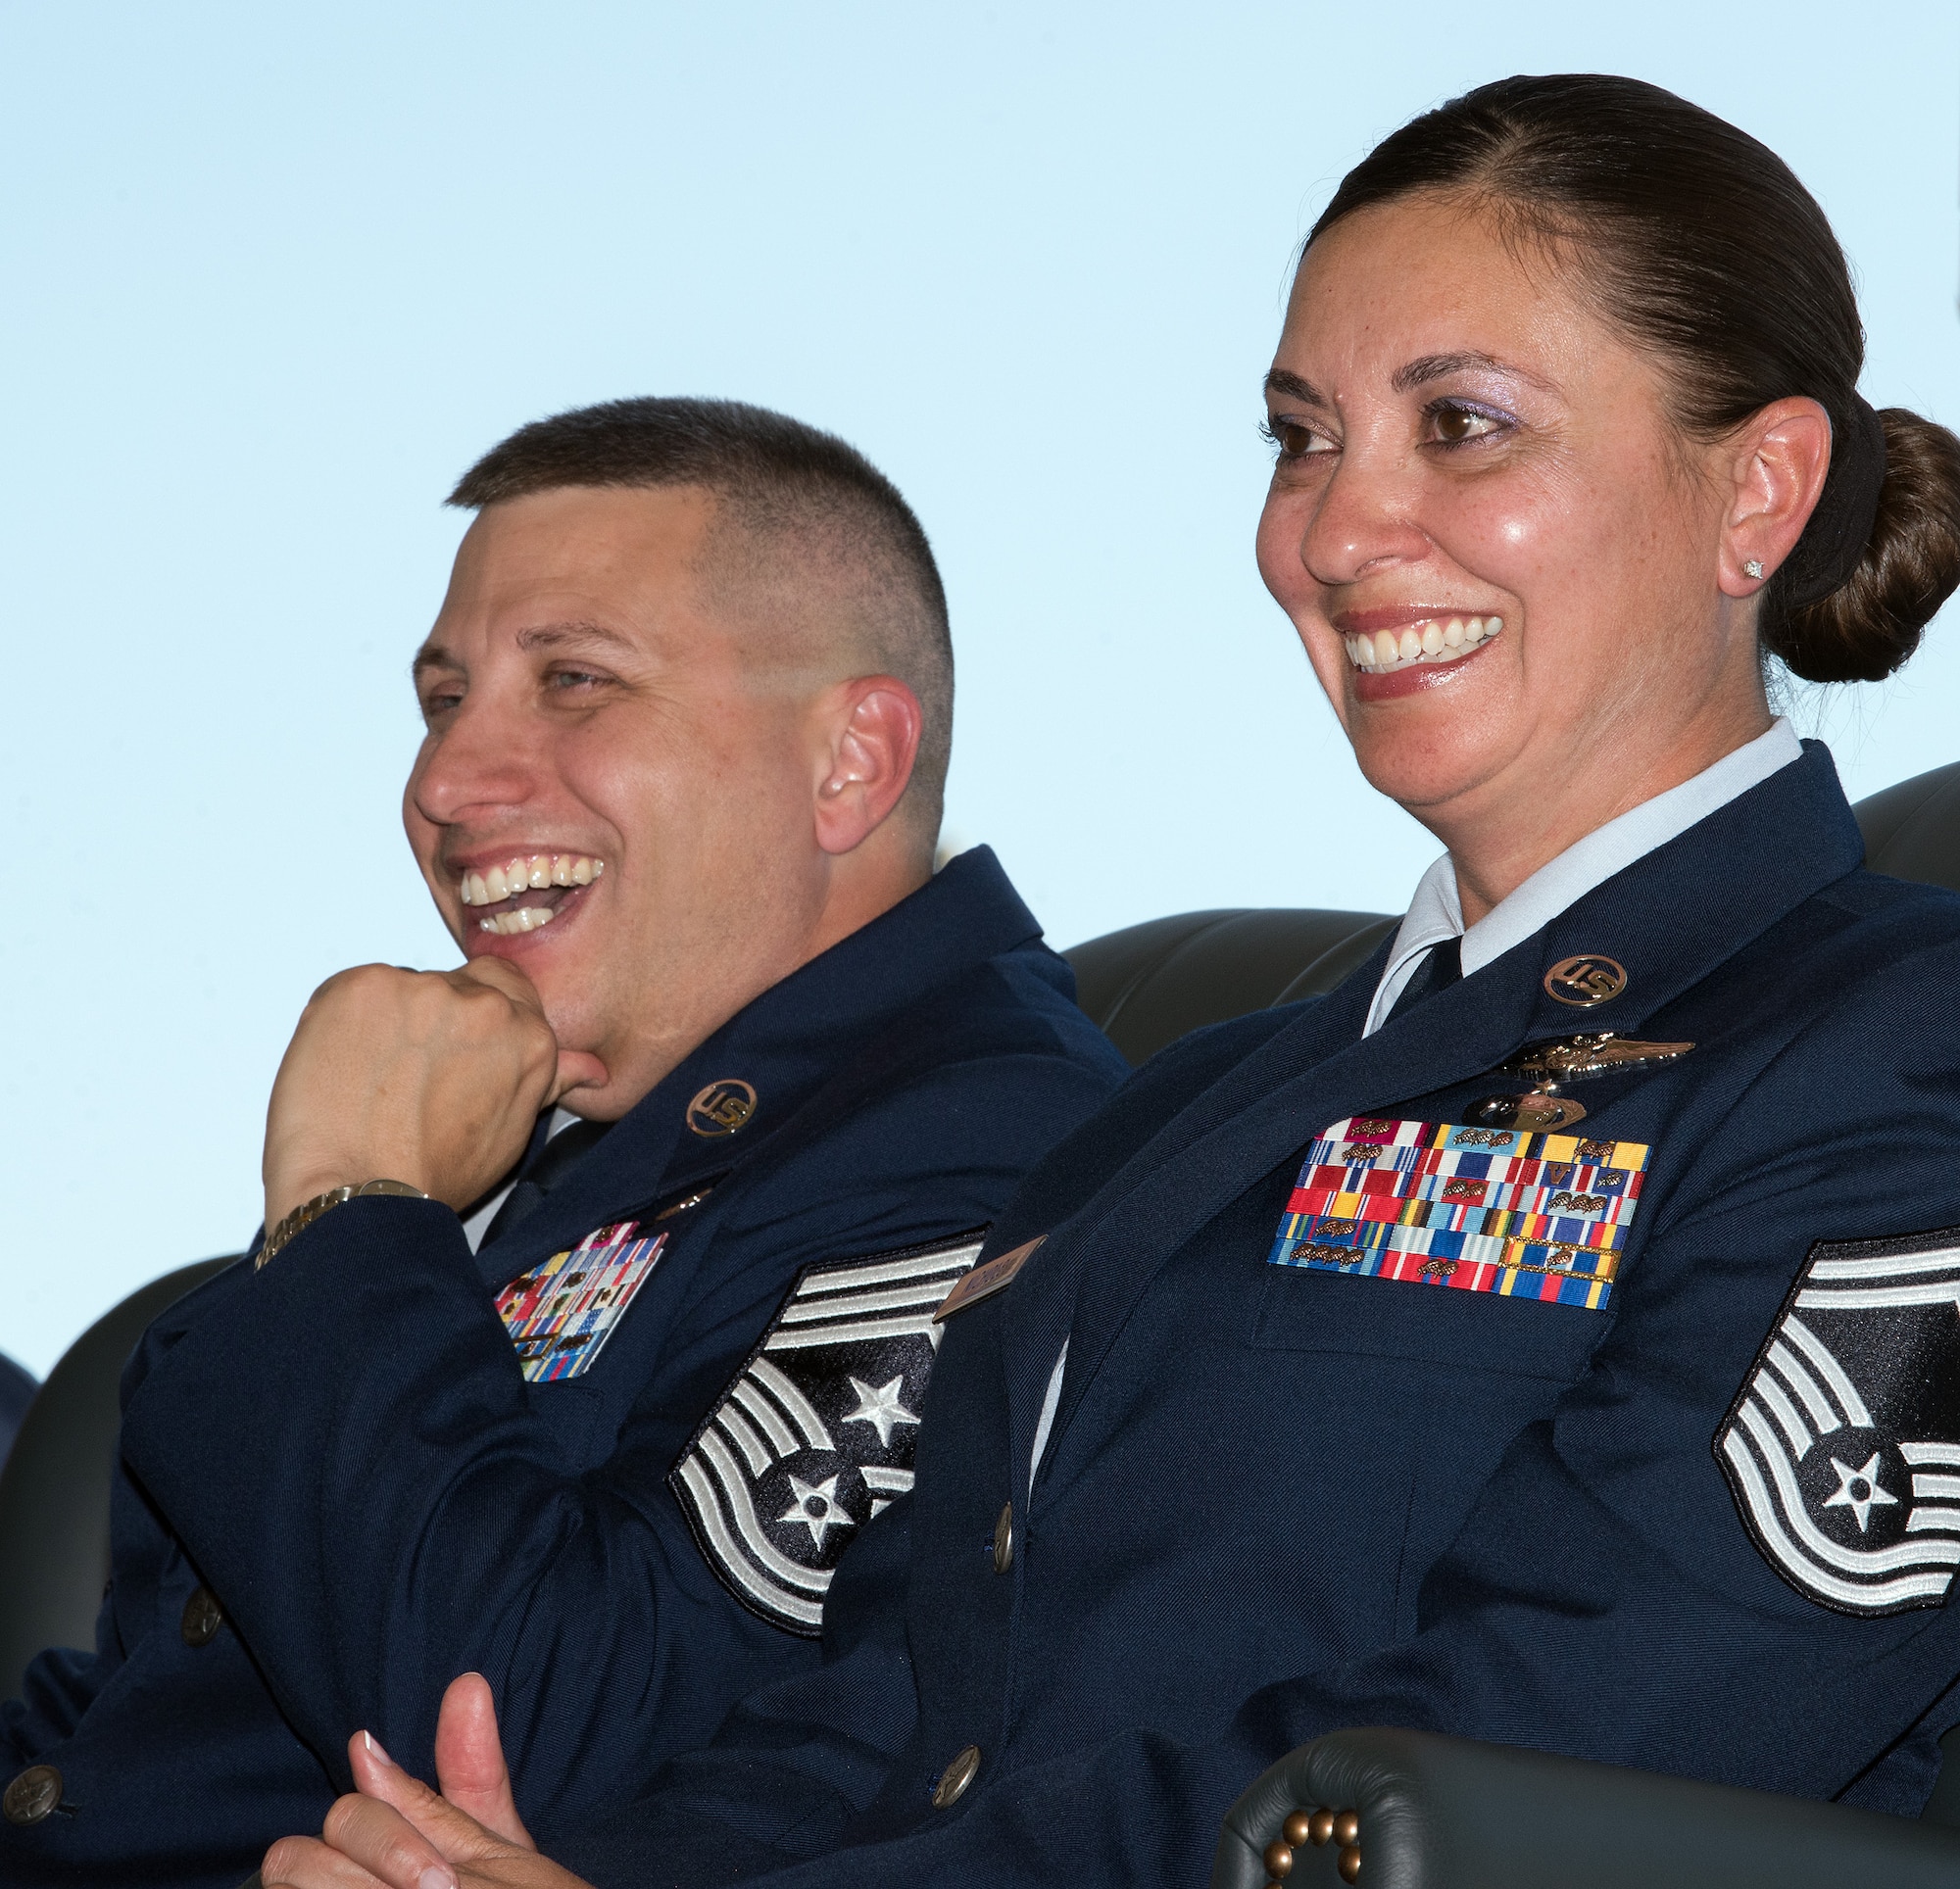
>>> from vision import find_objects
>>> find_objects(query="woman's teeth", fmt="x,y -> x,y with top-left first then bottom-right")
1344,615 -> 1503,673
480,906 -> 557,935
459,853 -> 604,934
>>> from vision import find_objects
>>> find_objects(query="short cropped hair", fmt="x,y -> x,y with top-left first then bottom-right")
450,397 -> 954,841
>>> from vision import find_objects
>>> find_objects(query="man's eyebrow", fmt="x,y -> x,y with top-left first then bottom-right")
1391,351 -> 1558,395
1263,368 -> 1329,409
412,642 -> 463,676
514,619 -> 640,655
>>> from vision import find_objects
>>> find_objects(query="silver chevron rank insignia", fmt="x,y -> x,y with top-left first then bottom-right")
669,1230 -> 985,1634
1717,1226 -> 1960,1616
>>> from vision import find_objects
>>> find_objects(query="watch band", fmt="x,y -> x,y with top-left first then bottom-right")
256,1179 -> 429,1270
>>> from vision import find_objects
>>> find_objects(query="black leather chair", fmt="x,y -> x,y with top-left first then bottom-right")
0,1355 -> 34,1477
0,1257 -> 232,1697
1067,908 -> 1397,1066
1210,1726 -> 1960,1889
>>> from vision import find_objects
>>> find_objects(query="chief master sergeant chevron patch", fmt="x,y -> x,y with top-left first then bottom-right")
1717,1224 -> 1960,1617
670,1230 -> 985,1634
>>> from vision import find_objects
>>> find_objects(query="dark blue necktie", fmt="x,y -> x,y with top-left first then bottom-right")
479,1117 -> 611,1248
1386,935 -> 1463,1022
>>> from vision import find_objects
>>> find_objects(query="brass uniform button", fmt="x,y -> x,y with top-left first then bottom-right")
930,1744 -> 981,1809
992,1501 -> 1014,1574
180,1584 -> 224,1647
1543,954 -> 1627,1007
686,1079 -> 758,1138
3,1764 -> 63,1825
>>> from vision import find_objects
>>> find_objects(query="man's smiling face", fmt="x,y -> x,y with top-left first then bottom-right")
405,483 -> 841,1119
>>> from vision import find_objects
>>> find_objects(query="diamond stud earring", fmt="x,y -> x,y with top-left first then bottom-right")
1742,558 -> 1765,580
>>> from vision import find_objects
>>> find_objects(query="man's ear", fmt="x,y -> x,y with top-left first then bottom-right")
812,676 -> 923,857
1719,396 -> 1834,598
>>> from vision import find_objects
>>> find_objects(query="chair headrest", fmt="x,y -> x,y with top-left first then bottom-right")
1854,758 -> 1960,896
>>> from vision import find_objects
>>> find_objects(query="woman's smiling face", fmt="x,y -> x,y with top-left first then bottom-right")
1256,191 -> 1770,866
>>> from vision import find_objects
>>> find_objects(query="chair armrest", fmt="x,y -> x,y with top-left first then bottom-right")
1211,1727 -> 1960,1889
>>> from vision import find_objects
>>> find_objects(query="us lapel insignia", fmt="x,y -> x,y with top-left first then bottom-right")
669,1229 -> 986,1635
1268,1116 -> 1652,1311
496,1221 -> 669,1382
1716,1225 -> 1960,1616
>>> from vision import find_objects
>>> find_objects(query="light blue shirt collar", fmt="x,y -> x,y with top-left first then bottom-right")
1363,717 -> 1805,1037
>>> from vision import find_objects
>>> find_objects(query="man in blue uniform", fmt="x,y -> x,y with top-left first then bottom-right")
0,398 -> 1127,1886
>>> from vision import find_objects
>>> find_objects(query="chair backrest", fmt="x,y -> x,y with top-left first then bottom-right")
0,1354 -> 34,1477
1851,757 -> 1960,894
0,1256 -> 233,1697
1066,907 -> 1396,1066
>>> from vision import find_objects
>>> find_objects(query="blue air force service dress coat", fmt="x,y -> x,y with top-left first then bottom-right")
551,744 -> 1960,1889
0,848 -> 1128,1889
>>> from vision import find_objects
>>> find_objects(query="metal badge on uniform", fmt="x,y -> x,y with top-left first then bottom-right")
687,1079 -> 757,1138
1467,1033 -> 1692,1131
1717,1225 -> 1960,1617
1267,1116 -> 1651,1312
496,1221 -> 668,1382
1543,954 -> 1627,1007
669,1229 -> 986,1635
933,1234 -> 1046,1322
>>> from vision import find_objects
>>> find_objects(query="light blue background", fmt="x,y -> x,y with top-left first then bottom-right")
3,3 -> 1956,1374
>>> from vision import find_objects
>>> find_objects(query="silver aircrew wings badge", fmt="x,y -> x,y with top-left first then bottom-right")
1717,1226 -> 1960,1616
669,1230 -> 985,1634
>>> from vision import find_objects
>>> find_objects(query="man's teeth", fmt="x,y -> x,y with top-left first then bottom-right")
459,853 -> 604,908
1344,615 -> 1504,672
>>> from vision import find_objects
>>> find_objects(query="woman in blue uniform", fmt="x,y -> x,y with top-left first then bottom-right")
264,73 -> 1960,1889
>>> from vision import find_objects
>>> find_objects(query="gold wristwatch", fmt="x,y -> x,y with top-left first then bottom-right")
256,1179 -> 429,1270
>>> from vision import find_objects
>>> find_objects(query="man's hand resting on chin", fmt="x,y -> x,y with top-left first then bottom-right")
259,1673 -> 594,1889
263,957 -> 609,1229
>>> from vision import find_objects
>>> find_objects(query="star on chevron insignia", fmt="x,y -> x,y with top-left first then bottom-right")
1821,1452 -> 1898,1533
668,1230 -> 986,1635
779,1474 -> 853,1549
842,1375 -> 920,1447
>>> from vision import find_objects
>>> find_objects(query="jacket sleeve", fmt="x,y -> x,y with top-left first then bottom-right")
559,945 -> 1960,1889
114,1041 -> 1121,1828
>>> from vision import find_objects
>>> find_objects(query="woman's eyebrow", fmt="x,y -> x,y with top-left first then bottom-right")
1263,368 -> 1329,409
1392,350 -> 1558,394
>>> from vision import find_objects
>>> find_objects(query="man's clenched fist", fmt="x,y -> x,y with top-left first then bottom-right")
263,956 -> 610,1229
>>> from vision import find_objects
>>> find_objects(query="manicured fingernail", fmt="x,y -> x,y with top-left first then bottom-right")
362,1729 -> 397,1768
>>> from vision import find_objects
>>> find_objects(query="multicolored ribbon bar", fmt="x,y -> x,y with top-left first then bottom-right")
1266,1115 -> 1652,1311
496,1220 -> 669,1381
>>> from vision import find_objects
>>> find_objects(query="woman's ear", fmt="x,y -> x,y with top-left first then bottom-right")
812,676 -> 923,856
1720,396 -> 1834,598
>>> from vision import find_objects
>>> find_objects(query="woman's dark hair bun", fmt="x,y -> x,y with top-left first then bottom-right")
1764,408 -> 1960,683
1310,73 -> 1960,686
